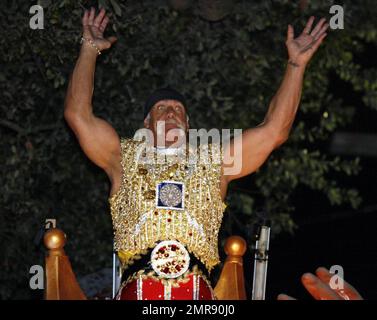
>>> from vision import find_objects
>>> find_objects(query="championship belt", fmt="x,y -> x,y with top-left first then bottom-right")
150,240 -> 190,278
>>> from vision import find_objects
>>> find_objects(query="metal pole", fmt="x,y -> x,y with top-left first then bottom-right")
252,223 -> 270,300
112,252 -> 117,299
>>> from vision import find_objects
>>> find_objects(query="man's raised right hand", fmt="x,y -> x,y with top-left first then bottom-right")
82,7 -> 117,52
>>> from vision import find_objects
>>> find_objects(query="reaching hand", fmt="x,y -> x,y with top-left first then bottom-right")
82,7 -> 117,52
286,16 -> 329,67
278,267 -> 364,300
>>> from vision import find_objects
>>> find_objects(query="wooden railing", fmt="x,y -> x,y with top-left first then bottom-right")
44,228 -> 247,300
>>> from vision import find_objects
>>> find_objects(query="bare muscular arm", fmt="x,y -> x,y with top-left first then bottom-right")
221,17 -> 329,196
64,8 -> 120,184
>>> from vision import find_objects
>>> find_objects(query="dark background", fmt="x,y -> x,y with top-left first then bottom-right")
1,0 -> 376,300
232,69 -> 377,299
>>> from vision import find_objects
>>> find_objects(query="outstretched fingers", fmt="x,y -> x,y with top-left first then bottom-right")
301,273 -> 341,300
94,7 -> 106,28
310,18 -> 326,36
311,19 -> 329,40
302,16 -> 315,35
82,9 -> 91,37
99,16 -> 110,33
106,36 -> 118,45
310,32 -> 327,52
88,7 -> 95,26
315,267 -> 363,300
82,9 -> 89,26
287,24 -> 294,42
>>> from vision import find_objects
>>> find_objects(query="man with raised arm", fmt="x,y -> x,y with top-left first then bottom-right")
64,7 -> 329,300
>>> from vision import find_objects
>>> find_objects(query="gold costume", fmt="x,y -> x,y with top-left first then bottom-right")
109,138 -> 226,273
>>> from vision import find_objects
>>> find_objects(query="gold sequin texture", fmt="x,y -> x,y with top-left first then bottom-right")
109,138 -> 227,273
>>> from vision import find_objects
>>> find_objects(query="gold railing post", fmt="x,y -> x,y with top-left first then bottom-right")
44,228 -> 87,300
214,235 -> 247,300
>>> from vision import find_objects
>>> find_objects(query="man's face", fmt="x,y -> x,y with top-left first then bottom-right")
144,99 -> 189,147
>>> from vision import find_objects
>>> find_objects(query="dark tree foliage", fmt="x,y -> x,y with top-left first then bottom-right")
1,0 -> 376,299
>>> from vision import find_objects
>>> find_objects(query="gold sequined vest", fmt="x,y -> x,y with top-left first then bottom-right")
109,138 -> 226,272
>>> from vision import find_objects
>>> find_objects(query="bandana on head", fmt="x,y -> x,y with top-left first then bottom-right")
143,88 -> 187,120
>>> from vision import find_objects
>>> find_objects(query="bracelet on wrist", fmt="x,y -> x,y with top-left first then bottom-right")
80,37 -> 101,56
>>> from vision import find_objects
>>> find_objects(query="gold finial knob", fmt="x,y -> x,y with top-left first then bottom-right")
224,236 -> 247,256
44,228 -> 66,250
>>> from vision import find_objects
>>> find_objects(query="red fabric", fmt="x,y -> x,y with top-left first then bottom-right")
117,273 -> 214,300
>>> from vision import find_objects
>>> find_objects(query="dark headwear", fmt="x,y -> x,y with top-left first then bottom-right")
143,88 -> 187,120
